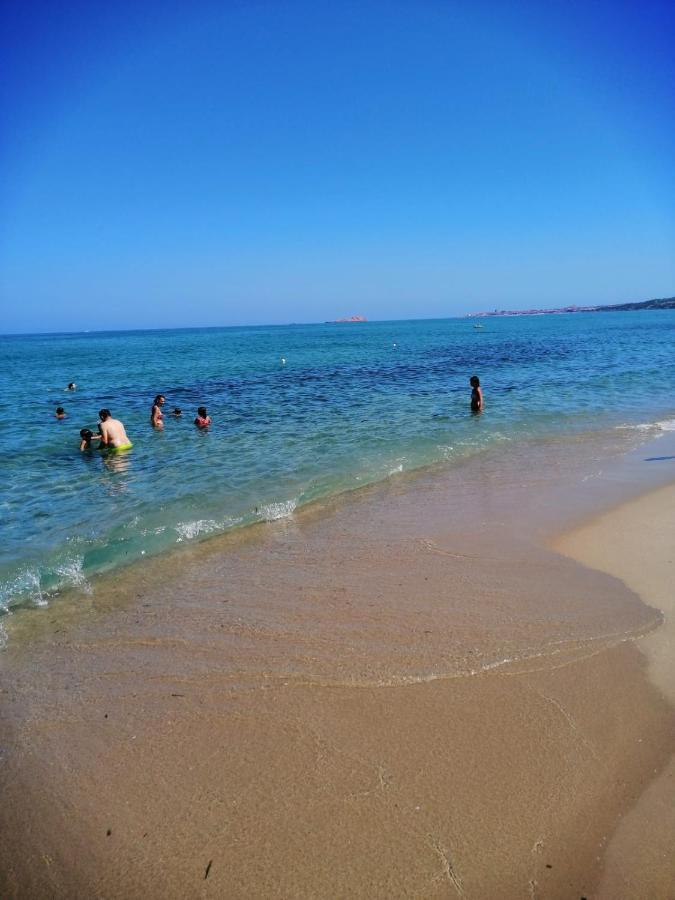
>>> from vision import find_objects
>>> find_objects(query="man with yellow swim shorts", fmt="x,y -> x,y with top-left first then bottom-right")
98,409 -> 133,452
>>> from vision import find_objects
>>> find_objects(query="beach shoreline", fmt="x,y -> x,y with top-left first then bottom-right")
1,431 -> 675,898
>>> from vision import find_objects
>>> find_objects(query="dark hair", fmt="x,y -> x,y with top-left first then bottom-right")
99,409 -> 111,420
470,375 -> 480,388
56,407 -> 65,415
173,407 -> 182,415
153,394 -> 165,405
197,406 -> 207,418
80,428 -> 92,440
67,383 -> 76,389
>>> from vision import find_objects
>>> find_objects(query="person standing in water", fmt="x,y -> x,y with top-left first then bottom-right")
150,394 -> 165,428
470,375 -> 483,412
98,409 -> 132,451
194,406 -> 211,428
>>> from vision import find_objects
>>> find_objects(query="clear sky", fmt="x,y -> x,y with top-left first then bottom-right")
1,0 -> 673,333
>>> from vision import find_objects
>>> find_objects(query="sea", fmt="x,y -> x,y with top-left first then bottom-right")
1,312 -> 675,628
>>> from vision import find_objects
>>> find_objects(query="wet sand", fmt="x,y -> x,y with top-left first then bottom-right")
1,433 -> 674,898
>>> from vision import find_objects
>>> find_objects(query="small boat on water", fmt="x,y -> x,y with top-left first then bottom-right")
473,323 -> 484,329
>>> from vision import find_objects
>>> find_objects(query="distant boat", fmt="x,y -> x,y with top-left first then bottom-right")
473,323 -> 484,329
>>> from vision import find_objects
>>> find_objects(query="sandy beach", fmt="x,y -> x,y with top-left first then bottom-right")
4,0 -> 674,894
1,434 -> 674,899
555,484 -> 675,898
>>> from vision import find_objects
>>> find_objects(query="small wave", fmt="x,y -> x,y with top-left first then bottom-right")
54,557 -> 92,595
175,519 -> 221,541
139,525 -> 168,537
0,555 -> 90,615
616,418 -> 675,433
0,568 -> 45,611
174,515 -> 243,542
616,422 -> 658,431
388,464 -> 404,475
258,500 -> 297,521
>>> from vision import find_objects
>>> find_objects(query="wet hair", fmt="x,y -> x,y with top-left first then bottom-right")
197,406 -> 207,418
153,394 -> 165,405
67,383 -> 76,390
470,375 -> 480,388
173,407 -> 182,415
99,409 -> 111,421
56,407 -> 65,415
80,428 -> 93,440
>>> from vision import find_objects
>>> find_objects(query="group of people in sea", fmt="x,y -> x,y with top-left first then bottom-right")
61,375 -> 482,454
150,394 -> 212,430
55,385 -> 214,453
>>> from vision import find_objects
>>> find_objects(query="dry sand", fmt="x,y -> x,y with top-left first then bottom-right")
1,439 -> 674,899
556,484 -> 675,899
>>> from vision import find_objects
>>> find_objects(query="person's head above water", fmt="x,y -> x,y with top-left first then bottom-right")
173,407 -> 182,416
197,406 -> 207,418
154,395 -> 165,405
470,375 -> 480,388
55,407 -> 66,417
99,409 -> 111,421
67,382 -> 76,390
80,428 -> 93,440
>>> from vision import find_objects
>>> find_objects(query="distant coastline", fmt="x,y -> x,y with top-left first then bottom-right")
328,315 -> 368,323
467,295 -> 675,318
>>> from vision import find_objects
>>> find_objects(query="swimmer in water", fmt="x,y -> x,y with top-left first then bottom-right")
79,428 -> 101,450
150,394 -> 165,428
172,407 -> 182,417
67,382 -> 76,391
98,409 -> 132,451
470,375 -> 483,413
55,407 -> 67,419
194,406 -> 211,428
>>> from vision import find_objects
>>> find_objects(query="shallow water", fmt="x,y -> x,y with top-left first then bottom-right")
1,311 -> 674,616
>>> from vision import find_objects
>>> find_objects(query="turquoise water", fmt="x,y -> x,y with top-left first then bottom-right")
1,312 -> 675,617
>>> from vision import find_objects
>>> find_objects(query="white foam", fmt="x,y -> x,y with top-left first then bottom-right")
616,418 -> 675,433
55,557 -> 92,595
140,525 -> 168,537
175,519 -> 220,541
174,516 -> 242,542
1,568 -> 45,609
259,500 -> 297,521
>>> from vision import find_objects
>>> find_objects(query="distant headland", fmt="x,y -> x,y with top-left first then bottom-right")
329,315 -> 368,323
467,295 -> 675,318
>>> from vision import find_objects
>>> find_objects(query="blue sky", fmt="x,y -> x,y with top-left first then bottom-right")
1,0 -> 673,333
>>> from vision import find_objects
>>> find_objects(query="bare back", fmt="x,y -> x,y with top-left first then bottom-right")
100,418 -> 130,448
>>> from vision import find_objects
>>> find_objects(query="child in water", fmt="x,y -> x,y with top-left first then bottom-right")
79,428 -> 101,450
194,406 -> 211,428
172,407 -> 182,417
55,407 -> 67,419
470,375 -> 483,412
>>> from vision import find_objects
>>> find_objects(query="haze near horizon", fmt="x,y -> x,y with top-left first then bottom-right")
1,0 -> 673,334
